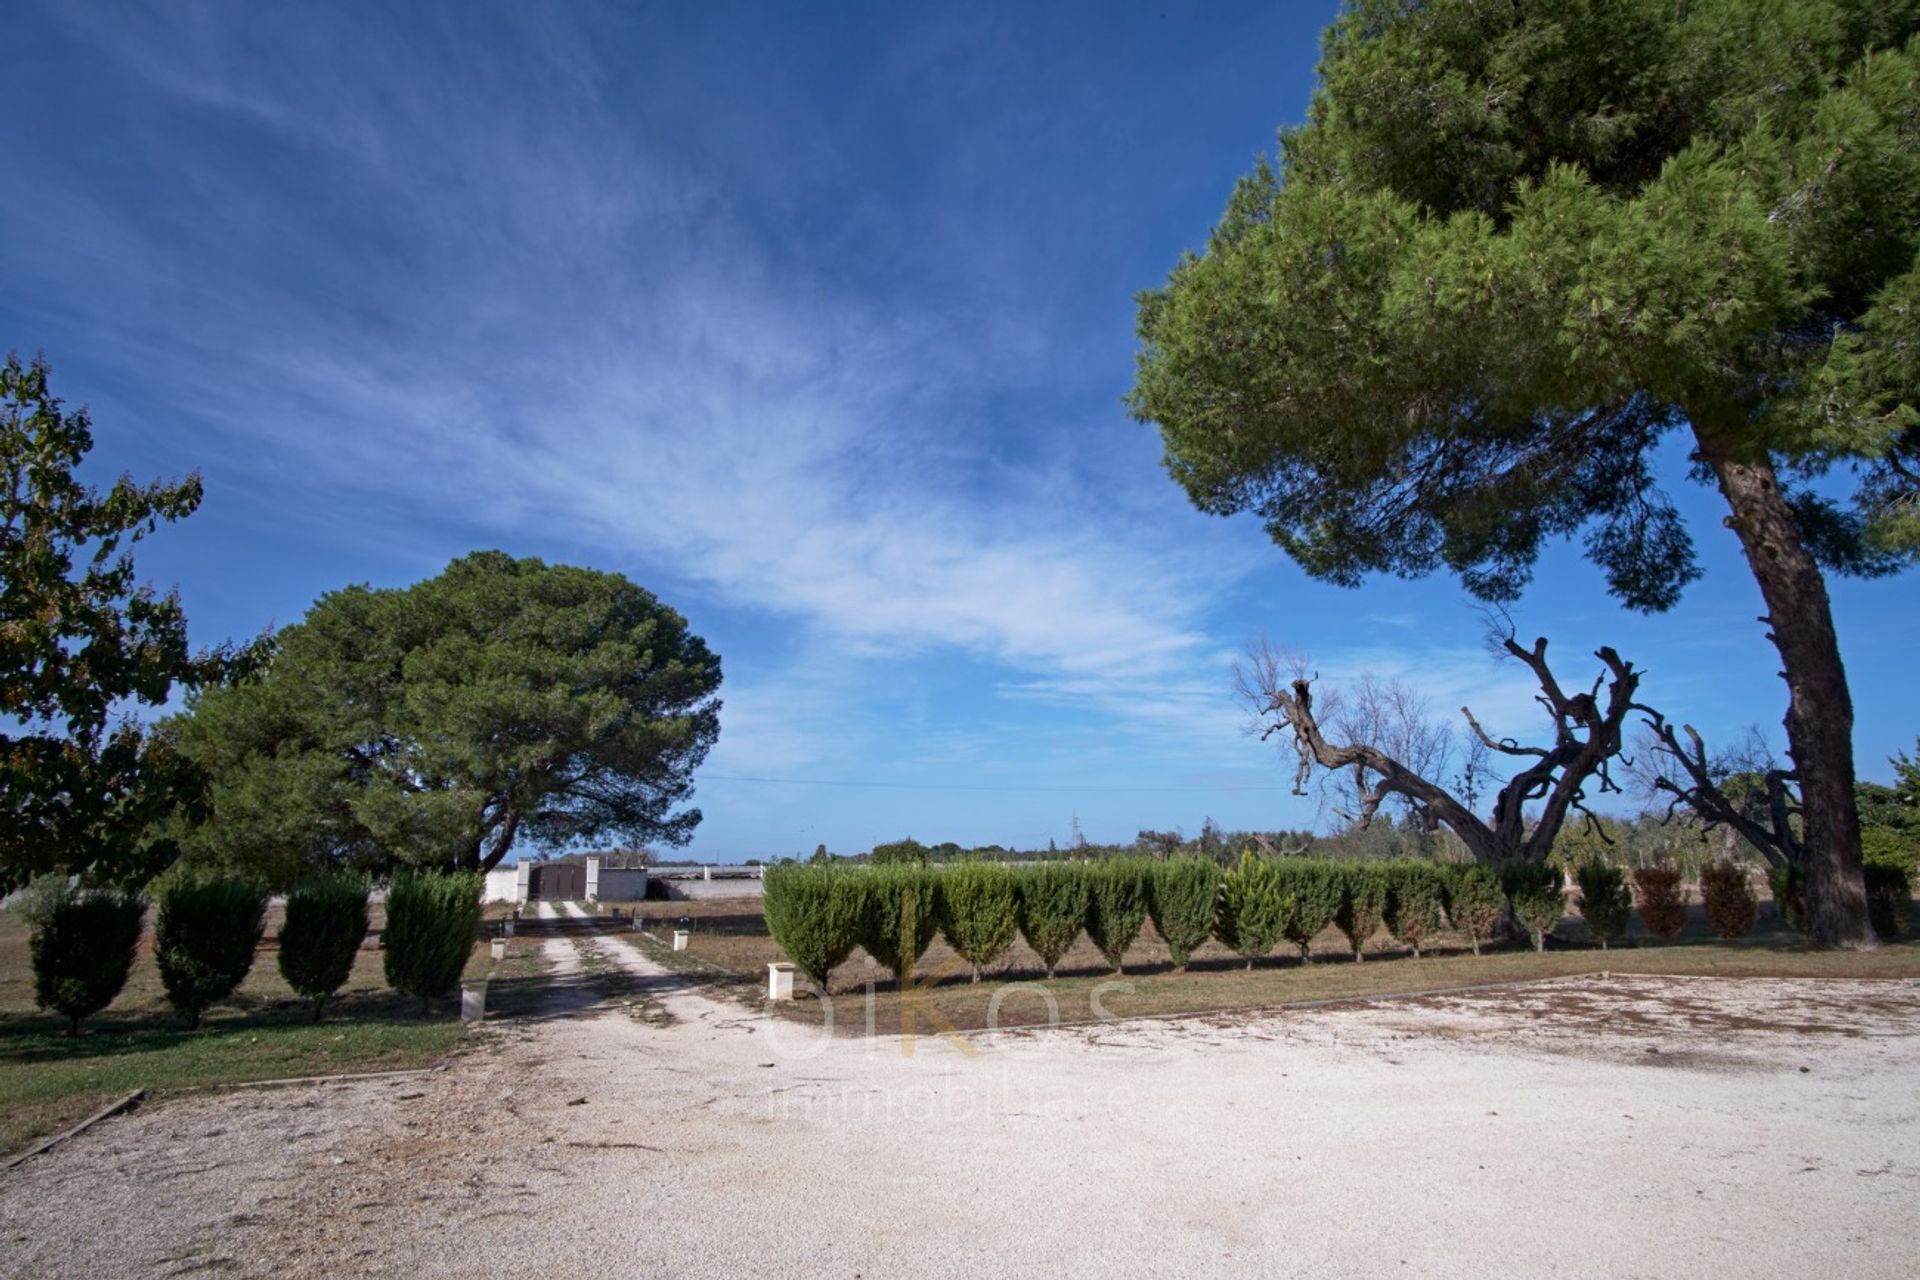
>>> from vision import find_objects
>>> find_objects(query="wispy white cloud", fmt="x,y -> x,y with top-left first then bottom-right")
22,2 -> 1258,756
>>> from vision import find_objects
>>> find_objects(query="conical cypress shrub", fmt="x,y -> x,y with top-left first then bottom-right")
937,861 -> 1018,982
764,863 -> 869,990
279,871 -> 372,1021
31,888 -> 145,1036
1016,863 -> 1089,979
154,873 -> 269,1029
383,869 -> 483,1014
1215,850 -> 1292,969
864,863 -> 940,986
1148,857 -> 1222,971
1086,859 -> 1151,975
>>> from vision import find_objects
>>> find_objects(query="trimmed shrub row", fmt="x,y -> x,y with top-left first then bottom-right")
765,854 -> 1589,987
765,852 -> 1917,989
25,869 -> 481,1034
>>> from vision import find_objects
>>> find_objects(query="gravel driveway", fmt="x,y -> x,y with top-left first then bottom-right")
2,934 -> 1916,1279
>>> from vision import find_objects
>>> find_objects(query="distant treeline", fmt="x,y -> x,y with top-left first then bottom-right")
794,811 -> 1775,876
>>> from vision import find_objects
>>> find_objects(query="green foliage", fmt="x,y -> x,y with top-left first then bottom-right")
1768,862 -> 1809,933
1131,2 -> 1920,604
1382,859 -> 1448,957
869,838 -> 931,866
1698,862 -> 1759,939
1,355 -> 259,893
1272,859 -> 1344,962
935,861 -> 1018,981
1631,865 -> 1690,940
29,887 -> 145,1035
278,871 -> 372,1020
1085,859 -> 1152,974
1550,819 -> 1626,880
1862,838 -> 1913,939
153,873 -> 268,1028
763,863 -> 869,989
382,870 -> 483,1013
1861,825 -> 1918,875
1447,865 -> 1507,955
1130,0 -> 1917,947
1334,863 -> 1389,961
1502,862 -> 1565,952
1148,857 -> 1222,970
863,864 -> 940,985
167,551 -> 722,883
1215,850 -> 1293,968
1573,861 -> 1633,950
1016,863 -> 1090,979
8,873 -> 74,932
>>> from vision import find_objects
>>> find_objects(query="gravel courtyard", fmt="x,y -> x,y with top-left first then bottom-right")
2,935 -> 1917,1279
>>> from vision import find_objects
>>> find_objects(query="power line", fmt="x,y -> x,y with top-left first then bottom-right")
698,772 -> 1297,795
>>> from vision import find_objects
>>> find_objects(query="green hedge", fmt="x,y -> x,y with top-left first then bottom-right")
1272,859 -> 1344,963
383,870 -> 483,1013
31,888 -> 145,1036
154,873 -> 269,1028
1573,861 -> 1633,950
1864,858 -> 1911,940
937,861 -> 1018,982
1502,861 -> 1564,952
1149,857 -> 1222,971
1085,859 -> 1151,975
864,864 -> 940,985
1215,850 -> 1292,968
1016,863 -> 1089,979
1448,865 -> 1506,954
279,871 -> 372,1021
1383,859 -> 1448,958
763,863 -> 869,989
1334,863 -> 1389,962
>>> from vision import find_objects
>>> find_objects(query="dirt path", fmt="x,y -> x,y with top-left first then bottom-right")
1,944 -> 1916,1278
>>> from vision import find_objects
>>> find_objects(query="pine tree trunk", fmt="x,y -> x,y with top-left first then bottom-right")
1692,421 -> 1875,950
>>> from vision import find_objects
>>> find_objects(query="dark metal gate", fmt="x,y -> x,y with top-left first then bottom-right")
529,862 -> 585,900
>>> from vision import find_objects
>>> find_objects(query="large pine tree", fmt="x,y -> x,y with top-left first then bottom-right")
1132,0 -> 1920,947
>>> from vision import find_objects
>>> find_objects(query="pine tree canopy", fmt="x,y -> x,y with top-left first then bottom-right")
1132,0 -> 1920,610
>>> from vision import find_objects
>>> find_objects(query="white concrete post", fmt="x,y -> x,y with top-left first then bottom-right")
515,860 -> 532,905
586,855 -> 602,902
703,864 -> 712,881
767,962 -> 796,1001
673,929 -> 690,951
461,981 -> 487,1022
490,938 -> 506,961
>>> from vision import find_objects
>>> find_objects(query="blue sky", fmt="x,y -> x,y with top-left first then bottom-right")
5,2 -> 1914,860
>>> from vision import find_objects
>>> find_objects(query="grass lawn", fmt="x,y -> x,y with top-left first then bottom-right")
0,904 -> 516,1157
630,894 -> 1920,1034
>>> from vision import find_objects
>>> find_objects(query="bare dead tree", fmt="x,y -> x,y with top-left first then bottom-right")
1236,633 -> 1644,865
1632,715 -> 1802,868
1323,675 -> 1456,831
